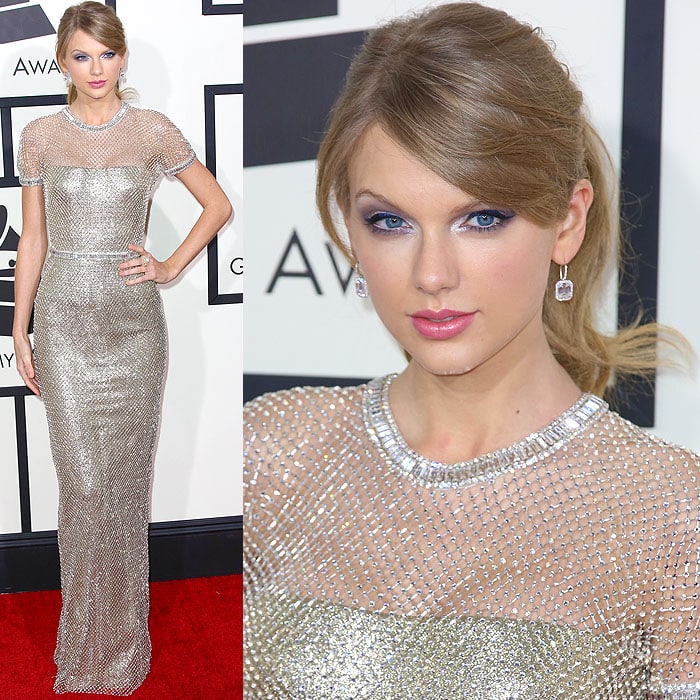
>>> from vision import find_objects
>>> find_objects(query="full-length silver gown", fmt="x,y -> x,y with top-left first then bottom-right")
18,102 -> 195,695
245,376 -> 700,699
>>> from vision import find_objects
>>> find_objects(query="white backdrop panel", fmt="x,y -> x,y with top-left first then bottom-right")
214,92 -> 243,298
0,398 -> 20,532
654,0 -> 700,449
26,394 -> 56,532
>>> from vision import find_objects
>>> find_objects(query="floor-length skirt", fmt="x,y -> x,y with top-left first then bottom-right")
34,252 -> 167,695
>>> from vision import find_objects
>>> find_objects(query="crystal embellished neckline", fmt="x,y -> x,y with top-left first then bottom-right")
363,374 -> 607,488
62,101 -> 129,132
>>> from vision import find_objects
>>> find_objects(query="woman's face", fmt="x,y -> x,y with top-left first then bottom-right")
344,125 -> 587,378
60,29 -> 124,104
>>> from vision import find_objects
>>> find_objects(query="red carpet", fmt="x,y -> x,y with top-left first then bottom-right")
0,575 -> 242,699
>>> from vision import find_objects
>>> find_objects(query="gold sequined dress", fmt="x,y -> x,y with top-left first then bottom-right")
18,102 -> 195,695
244,376 -> 700,699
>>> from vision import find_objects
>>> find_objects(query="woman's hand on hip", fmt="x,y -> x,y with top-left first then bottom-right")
118,244 -> 175,285
13,333 -> 40,396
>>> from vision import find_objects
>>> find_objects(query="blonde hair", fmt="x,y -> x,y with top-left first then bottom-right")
316,2 -> 685,396
56,1 -> 134,105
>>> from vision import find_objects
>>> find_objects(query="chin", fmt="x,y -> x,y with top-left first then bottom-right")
411,356 -> 477,377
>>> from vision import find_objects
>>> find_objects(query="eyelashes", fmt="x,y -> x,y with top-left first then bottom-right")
71,51 -> 117,62
463,209 -> 515,231
365,212 -> 409,234
363,209 -> 515,236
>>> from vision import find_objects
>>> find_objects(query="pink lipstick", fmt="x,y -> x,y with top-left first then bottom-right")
410,309 -> 475,340
89,80 -> 107,88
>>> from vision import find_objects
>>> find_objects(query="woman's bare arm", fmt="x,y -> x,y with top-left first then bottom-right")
118,160 -> 233,284
13,185 -> 48,396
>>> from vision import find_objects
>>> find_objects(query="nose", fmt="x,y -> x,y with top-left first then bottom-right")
412,229 -> 459,295
91,59 -> 103,76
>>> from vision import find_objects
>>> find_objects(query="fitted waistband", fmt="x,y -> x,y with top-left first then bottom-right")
49,247 -> 138,261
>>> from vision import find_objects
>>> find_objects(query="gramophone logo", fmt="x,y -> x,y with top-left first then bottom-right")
0,205 -> 27,337
0,1 -> 55,45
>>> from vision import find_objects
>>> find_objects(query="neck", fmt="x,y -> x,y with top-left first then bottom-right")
390,333 -> 583,463
69,95 -> 122,125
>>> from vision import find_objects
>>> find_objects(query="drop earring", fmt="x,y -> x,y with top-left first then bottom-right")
354,264 -> 368,298
63,72 -> 72,86
554,264 -> 573,302
119,68 -> 126,84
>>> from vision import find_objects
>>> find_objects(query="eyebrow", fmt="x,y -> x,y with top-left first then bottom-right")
355,188 -> 487,219
70,47 -> 114,54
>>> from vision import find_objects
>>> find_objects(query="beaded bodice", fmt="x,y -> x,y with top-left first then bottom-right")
17,102 -> 195,253
244,380 -> 700,699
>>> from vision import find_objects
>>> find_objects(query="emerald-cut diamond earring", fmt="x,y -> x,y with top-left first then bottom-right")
555,264 -> 573,302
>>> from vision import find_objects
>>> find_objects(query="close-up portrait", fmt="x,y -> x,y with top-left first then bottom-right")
243,1 -> 700,698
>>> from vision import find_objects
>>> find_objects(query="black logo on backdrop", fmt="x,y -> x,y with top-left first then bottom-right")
244,0 -> 336,26
244,31 -> 365,167
0,205 -> 27,336
266,229 -> 353,295
13,57 -> 61,76
0,2 -> 55,45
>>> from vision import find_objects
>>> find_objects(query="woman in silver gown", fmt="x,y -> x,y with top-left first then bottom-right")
244,3 -> 700,698
13,2 -> 232,695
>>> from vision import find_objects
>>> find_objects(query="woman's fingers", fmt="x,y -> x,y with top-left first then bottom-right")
14,341 -> 41,396
118,245 -> 157,285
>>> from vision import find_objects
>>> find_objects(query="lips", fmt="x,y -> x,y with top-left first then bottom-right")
410,309 -> 475,340
89,80 -> 107,88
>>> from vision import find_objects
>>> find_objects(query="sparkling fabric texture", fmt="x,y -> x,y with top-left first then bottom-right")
244,377 -> 700,699
18,103 -> 194,695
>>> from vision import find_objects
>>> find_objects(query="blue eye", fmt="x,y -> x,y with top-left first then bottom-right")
102,51 -> 116,59
73,54 -> 88,61
464,209 -> 514,232
366,212 -> 409,234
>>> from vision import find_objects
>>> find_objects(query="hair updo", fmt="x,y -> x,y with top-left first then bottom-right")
316,1 -> 680,396
56,1 -> 131,105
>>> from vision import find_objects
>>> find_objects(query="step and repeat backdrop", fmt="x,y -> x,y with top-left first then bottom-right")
0,0 -> 242,538
244,0 -> 700,450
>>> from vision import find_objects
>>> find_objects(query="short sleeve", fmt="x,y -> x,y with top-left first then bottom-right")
17,121 -> 42,186
152,112 -> 196,176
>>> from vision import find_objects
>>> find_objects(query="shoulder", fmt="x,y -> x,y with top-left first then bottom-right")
127,106 -> 183,133
244,383 -> 365,475
244,382 -> 365,440
598,405 -> 700,509
244,383 -> 366,514
601,406 -> 700,467
20,110 -> 64,140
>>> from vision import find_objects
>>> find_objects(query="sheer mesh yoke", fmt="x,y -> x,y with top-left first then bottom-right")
18,103 -> 195,252
244,379 -> 700,700
18,102 -> 194,178
18,104 -> 194,695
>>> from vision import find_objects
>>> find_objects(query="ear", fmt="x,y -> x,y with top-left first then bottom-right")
551,179 -> 594,265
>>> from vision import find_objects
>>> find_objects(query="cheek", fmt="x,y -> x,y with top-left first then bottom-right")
354,247 -> 410,319
362,257 -> 405,302
350,229 -> 395,280
487,243 -> 552,304
356,239 -> 412,286
70,60 -> 90,76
